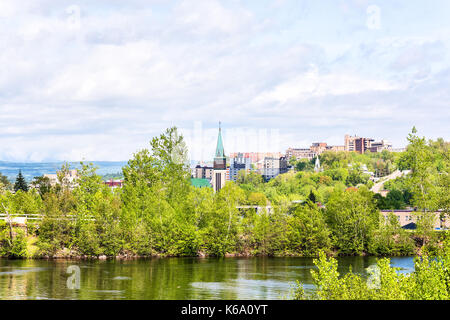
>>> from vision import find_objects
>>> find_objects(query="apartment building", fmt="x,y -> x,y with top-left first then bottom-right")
310,142 -> 328,155
369,140 -> 393,152
285,148 -> 317,161
345,135 -> 394,153
193,165 -> 214,180
381,210 -> 450,230
345,135 -> 373,153
229,153 -> 252,182
263,157 -> 288,181
228,152 -> 282,164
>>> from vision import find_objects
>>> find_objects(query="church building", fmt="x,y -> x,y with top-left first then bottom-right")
211,123 -> 227,193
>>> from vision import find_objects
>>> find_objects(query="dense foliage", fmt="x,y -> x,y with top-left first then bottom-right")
0,127 -> 448,259
294,237 -> 450,300
0,173 -> 10,191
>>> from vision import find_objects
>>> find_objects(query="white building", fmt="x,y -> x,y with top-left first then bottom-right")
263,157 -> 288,181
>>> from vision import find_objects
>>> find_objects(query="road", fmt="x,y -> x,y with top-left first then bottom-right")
371,170 -> 410,194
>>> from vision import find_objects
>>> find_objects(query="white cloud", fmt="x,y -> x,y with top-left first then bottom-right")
251,67 -> 403,105
173,0 -> 253,35
0,0 -> 448,162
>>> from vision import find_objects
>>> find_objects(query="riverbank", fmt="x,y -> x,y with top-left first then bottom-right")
0,255 -> 416,300
1,221 -> 445,260
2,241 -> 419,260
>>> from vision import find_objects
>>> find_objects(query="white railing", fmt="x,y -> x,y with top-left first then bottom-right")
0,214 -> 95,224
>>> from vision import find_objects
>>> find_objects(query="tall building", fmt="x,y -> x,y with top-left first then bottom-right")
229,153 -> 252,182
355,137 -> 374,153
263,157 -> 288,181
345,135 -> 357,152
211,123 -> 227,193
345,135 -> 394,153
344,135 -> 374,153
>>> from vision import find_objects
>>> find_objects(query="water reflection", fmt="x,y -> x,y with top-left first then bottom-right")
0,256 -> 415,300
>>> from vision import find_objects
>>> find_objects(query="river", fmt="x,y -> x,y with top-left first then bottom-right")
0,256 -> 415,300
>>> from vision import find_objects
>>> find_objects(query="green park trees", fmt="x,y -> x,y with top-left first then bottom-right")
120,126 -> 194,256
287,202 -> 331,255
0,127 -> 448,259
396,128 -> 449,245
401,127 -> 439,212
30,176 -> 51,198
295,239 -> 450,300
326,187 -> 379,255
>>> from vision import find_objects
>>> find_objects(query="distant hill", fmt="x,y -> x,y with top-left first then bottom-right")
0,161 -> 127,182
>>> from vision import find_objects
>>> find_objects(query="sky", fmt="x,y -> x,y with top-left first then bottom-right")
0,0 -> 449,162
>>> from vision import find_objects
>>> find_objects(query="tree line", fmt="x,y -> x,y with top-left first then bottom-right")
0,127 -> 448,259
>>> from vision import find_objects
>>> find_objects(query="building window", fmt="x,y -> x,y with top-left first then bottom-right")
216,172 -> 222,191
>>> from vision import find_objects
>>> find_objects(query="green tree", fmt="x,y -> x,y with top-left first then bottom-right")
121,127 -> 194,256
14,170 -> 28,192
400,127 -> 440,245
31,176 -> 52,198
287,203 -> 331,255
247,192 -> 268,205
248,206 -> 289,256
385,190 -> 406,209
71,162 -> 114,256
0,173 -> 11,191
346,166 -> 370,187
236,171 -> 264,192
37,190 -> 77,256
288,156 -> 297,167
296,159 -> 314,172
326,187 -> 379,254
294,238 -> 450,300
369,213 -> 414,256
198,182 -> 245,256
308,190 -> 316,203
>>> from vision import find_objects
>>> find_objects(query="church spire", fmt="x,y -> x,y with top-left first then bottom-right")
314,155 -> 321,173
213,122 -> 226,170
215,122 -> 225,158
